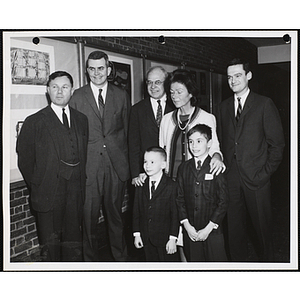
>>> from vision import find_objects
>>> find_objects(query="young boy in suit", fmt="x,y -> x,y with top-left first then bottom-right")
176,124 -> 228,262
133,146 -> 179,262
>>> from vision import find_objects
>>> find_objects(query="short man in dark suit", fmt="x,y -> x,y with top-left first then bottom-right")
69,51 -> 131,262
128,66 -> 174,187
17,71 -> 88,261
217,58 -> 285,261
133,146 -> 179,261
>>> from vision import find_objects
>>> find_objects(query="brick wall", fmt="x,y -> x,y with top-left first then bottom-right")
81,36 -> 257,74
10,184 -> 40,262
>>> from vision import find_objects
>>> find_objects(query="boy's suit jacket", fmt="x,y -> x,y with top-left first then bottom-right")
176,156 -> 228,232
16,105 -> 88,212
70,83 -> 131,183
128,96 -> 174,178
217,91 -> 285,190
133,174 -> 179,247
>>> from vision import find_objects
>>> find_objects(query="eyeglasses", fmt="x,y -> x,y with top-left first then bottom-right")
146,80 -> 164,86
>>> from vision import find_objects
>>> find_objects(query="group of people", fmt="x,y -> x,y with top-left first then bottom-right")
16,49 -> 285,263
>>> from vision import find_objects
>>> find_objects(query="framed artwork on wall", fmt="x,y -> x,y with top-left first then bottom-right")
10,39 -> 55,94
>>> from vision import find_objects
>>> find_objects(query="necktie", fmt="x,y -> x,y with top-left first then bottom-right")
155,100 -> 162,127
197,160 -> 201,171
151,181 -> 156,198
236,97 -> 242,122
98,89 -> 104,118
62,108 -> 69,130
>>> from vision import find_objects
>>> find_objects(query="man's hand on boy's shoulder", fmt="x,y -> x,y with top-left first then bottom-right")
210,153 -> 226,176
132,173 -> 147,186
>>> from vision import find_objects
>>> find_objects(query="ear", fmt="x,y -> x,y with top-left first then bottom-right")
246,71 -> 252,81
207,139 -> 213,149
161,160 -> 167,170
107,66 -> 112,76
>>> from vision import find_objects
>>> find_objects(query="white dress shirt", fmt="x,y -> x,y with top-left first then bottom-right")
90,81 -> 108,107
51,103 -> 70,128
150,94 -> 167,117
234,88 -> 250,116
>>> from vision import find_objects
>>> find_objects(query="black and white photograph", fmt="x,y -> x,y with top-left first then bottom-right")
1,28 -> 298,300
2,30 -> 297,271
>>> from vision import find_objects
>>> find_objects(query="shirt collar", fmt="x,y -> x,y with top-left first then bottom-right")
194,154 -> 209,169
90,81 -> 108,102
150,93 -> 167,103
51,102 -> 70,115
235,88 -> 250,107
149,172 -> 163,187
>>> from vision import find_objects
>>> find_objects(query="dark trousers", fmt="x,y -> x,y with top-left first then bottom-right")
226,160 -> 274,262
83,149 -> 127,262
183,231 -> 227,262
144,239 -> 180,262
36,172 -> 83,262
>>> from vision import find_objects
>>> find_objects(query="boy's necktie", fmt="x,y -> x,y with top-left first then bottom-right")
62,108 -> 69,130
151,181 -> 156,198
197,160 -> 201,171
236,97 -> 242,122
155,100 -> 162,127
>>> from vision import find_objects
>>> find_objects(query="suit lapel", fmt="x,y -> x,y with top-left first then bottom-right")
152,174 -> 167,200
226,96 -> 236,126
85,85 -> 101,120
143,177 -> 150,200
197,156 -> 211,179
42,106 -> 61,157
145,97 -> 157,128
187,158 -> 198,178
239,91 -> 254,121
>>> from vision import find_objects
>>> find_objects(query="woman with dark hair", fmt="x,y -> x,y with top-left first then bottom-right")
159,69 -> 225,180
159,69 -> 225,261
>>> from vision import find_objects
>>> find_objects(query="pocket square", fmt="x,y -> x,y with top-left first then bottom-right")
205,173 -> 214,180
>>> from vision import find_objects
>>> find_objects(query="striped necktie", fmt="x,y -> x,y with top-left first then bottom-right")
98,89 -> 104,118
236,97 -> 242,122
155,100 -> 162,127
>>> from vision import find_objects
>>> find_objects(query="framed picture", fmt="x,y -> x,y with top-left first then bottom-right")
10,39 -> 55,94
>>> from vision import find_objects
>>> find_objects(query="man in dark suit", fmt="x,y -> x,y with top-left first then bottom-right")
17,71 -> 88,261
128,66 -> 174,187
217,58 -> 285,261
69,51 -> 130,262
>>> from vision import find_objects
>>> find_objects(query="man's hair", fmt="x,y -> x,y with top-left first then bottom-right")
145,146 -> 167,161
47,71 -> 73,87
187,124 -> 212,141
169,69 -> 199,106
227,58 -> 251,74
86,50 -> 109,68
146,66 -> 168,81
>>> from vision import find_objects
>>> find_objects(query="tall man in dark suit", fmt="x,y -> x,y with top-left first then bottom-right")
217,58 -> 285,261
17,71 -> 88,261
69,51 -> 130,262
128,66 -> 174,187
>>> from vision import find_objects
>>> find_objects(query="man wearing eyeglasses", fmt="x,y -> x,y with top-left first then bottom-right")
128,66 -> 175,187
70,51 -> 130,262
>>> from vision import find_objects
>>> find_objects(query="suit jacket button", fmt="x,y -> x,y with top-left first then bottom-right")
195,207 -> 198,211
148,218 -> 152,223
196,181 -> 200,185
195,194 -> 198,197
